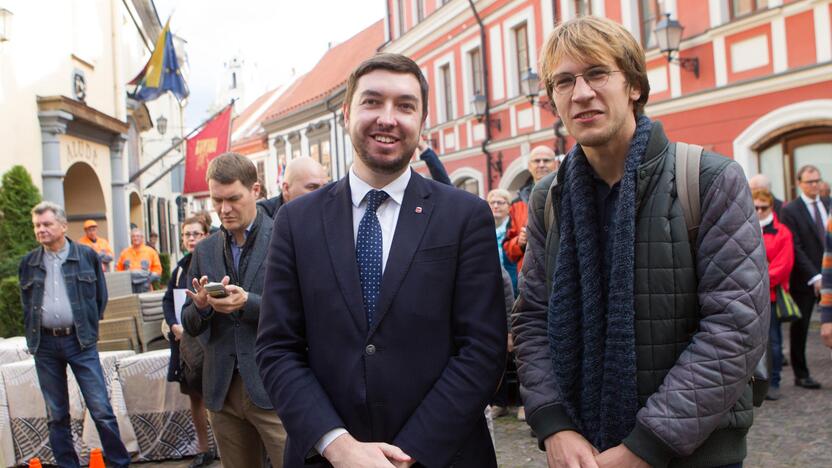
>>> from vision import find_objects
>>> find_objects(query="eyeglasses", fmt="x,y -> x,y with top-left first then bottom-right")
801,178 -> 822,185
755,205 -> 771,212
183,231 -> 205,238
550,68 -> 622,95
488,200 -> 508,207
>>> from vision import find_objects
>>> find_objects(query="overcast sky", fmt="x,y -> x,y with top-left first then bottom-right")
152,0 -> 386,129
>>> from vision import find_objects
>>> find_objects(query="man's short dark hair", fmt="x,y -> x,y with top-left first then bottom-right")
206,152 -> 258,188
797,164 -> 820,182
345,53 -> 429,120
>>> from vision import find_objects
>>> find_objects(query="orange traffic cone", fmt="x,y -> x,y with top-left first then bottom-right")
88,448 -> 105,468
27,457 -> 42,468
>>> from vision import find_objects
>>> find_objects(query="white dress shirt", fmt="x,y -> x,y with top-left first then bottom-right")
314,166 -> 412,455
800,192 -> 828,285
349,166 -> 411,273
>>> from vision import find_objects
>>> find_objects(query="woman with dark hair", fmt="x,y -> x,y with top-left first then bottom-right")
163,213 -> 213,466
753,188 -> 794,401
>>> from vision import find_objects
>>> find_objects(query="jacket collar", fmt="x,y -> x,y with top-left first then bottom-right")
28,237 -> 79,268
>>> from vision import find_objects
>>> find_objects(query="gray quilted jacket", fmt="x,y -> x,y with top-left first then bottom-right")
512,122 -> 769,468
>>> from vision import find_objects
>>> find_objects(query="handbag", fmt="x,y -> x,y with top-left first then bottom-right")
774,286 -> 801,322
751,350 -> 769,407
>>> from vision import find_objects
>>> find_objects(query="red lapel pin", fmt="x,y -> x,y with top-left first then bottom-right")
415,207 -> 423,214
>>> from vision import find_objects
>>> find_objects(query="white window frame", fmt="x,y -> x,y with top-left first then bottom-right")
460,39 -> 482,115
503,7 -> 537,98
433,53 -> 457,123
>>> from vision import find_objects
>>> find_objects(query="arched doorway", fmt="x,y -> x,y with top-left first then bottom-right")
129,192 -> 144,231
499,155 -> 533,198
450,168 -> 484,196
63,162 -> 107,241
757,126 -> 832,201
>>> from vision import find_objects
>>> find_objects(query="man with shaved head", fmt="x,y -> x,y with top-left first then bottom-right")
749,173 -> 783,218
257,157 -> 328,218
504,145 -> 559,274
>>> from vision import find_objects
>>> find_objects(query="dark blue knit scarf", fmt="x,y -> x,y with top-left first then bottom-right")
547,115 -> 652,450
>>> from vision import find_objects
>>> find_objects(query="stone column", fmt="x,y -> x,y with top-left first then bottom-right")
37,111 -> 73,206
110,136 -> 129,254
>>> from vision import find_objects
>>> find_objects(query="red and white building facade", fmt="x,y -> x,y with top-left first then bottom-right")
382,0 -> 832,200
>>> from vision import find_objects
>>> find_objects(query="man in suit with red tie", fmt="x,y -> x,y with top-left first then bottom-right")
780,164 -> 828,389
256,53 -> 506,467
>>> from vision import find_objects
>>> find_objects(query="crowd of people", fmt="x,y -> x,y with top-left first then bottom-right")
15,14 -> 832,468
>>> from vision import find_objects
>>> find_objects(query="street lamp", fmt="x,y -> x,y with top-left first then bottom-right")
156,115 -> 168,136
654,13 -> 700,78
520,68 -> 540,105
471,94 -> 501,131
0,8 -> 12,42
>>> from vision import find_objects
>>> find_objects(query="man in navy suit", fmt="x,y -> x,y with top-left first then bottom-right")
256,53 -> 507,467
780,164 -> 828,389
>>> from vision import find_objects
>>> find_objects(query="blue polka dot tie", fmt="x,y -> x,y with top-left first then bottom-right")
357,190 -> 389,328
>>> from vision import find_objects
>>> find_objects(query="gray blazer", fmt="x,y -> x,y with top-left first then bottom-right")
182,213 -> 273,411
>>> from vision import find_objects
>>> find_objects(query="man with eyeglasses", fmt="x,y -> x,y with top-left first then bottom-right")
779,164 -> 829,390
511,16 -> 767,468
503,146 -> 558,275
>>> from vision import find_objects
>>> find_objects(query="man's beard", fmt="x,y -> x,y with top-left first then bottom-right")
354,140 -> 414,175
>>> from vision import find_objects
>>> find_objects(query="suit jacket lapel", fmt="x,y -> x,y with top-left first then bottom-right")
368,172 -> 433,337
323,178 -> 368,334
799,198 -> 823,248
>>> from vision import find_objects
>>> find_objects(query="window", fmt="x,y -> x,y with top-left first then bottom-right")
308,124 -> 332,178
514,23 -> 530,94
639,0 -> 660,49
440,64 -> 453,122
730,0 -> 763,19
287,132 -> 302,159
468,48 -> 484,97
416,0 -> 424,22
256,160 -> 265,180
575,0 -> 592,17
397,0 -> 406,35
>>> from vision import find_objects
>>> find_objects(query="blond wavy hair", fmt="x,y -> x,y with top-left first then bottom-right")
539,16 -> 650,117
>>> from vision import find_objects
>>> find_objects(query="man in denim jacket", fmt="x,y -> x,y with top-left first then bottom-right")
19,201 -> 129,468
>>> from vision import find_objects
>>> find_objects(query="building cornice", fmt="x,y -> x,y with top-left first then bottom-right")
382,0 -> 499,55
37,95 -> 129,136
647,62 -> 832,116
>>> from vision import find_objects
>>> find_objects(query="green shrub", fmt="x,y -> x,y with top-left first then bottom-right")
0,166 -> 41,278
0,276 -> 24,338
152,252 -> 171,290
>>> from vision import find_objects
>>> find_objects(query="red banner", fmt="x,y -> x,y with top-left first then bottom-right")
183,105 -> 233,194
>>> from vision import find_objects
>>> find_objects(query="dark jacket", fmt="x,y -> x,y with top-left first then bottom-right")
257,193 -> 284,219
182,211 -> 273,411
163,254 -> 192,382
19,238 -> 108,353
512,122 -> 769,468
257,171 -> 506,467
780,197 -> 827,297
419,147 -> 452,185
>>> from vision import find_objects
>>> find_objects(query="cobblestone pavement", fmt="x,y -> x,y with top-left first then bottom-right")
138,328 -> 831,468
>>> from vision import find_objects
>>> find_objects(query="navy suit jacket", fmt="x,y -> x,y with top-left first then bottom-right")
256,171 -> 506,467
780,196 -> 830,296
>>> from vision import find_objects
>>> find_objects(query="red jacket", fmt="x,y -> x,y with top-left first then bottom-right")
762,217 -> 794,302
503,198 -> 528,272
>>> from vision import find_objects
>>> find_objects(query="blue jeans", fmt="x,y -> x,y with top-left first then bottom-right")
769,303 -> 783,388
34,334 -> 130,468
